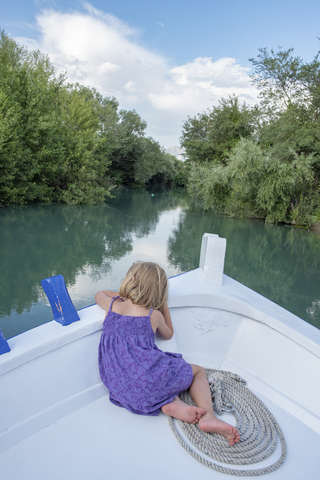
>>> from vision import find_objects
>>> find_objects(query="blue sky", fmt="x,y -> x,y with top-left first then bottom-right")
1,0 -> 320,148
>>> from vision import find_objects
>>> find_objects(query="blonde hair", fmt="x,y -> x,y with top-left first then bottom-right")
119,262 -> 168,313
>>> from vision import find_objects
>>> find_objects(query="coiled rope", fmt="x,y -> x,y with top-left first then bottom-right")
168,369 -> 287,476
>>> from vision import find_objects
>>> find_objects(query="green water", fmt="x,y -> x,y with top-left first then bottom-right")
1,188 -> 320,339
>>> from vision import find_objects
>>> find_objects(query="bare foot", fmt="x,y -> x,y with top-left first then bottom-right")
162,397 -> 205,424
199,413 -> 240,446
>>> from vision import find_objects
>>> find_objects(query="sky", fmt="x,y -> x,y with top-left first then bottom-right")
1,0 -> 320,148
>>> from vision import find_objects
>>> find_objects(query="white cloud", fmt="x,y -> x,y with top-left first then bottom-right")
15,4 -> 258,148
124,81 -> 135,91
148,57 -> 257,146
150,57 -> 256,115
171,57 -> 251,87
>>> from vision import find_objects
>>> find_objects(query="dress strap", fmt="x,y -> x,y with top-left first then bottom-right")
149,307 -> 153,316
108,295 -> 124,313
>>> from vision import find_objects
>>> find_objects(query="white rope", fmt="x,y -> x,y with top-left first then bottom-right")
168,369 -> 287,476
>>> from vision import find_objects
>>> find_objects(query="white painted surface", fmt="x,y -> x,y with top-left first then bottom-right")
1,258 -> 320,477
1,388 -> 319,480
0,305 -> 106,453
199,233 -> 226,285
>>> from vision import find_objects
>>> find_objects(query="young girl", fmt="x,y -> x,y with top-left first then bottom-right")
96,261 -> 240,446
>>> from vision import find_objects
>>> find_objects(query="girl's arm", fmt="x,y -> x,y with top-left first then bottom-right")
95,290 -> 120,311
162,301 -> 174,335
154,302 -> 174,340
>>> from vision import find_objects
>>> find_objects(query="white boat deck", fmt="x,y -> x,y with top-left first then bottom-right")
1,385 -> 319,480
2,245 -> 320,479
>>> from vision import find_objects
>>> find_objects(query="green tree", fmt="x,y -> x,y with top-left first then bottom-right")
0,90 -> 23,203
181,95 -> 257,165
249,46 -> 320,114
227,139 -> 314,224
107,109 -> 147,185
1,31 -> 181,205
0,32 -> 115,205
188,138 -> 315,225
40,84 -> 112,204
185,45 -> 320,226
0,32 -> 63,203
107,111 -> 180,187
170,157 -> 188,187
250,46 -> 320,223
135,138 -> 176,186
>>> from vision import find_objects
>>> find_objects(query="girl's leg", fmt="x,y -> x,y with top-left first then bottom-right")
189,365 -> 240,446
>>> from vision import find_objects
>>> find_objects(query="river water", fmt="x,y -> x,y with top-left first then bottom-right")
1,188 -> 320,339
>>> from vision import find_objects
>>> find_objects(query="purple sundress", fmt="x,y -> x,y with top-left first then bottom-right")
98,297 -> 193,416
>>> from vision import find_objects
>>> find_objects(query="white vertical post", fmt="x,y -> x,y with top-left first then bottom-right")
199,233 -> 226,285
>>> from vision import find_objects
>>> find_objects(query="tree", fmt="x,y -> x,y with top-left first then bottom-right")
0,30 -> 185,204
249,46 -> 320,115
0,32 -> 65,204
107,111 -> 180,187
134,138 -> 176,186
184,45 -> 320,226
106,109 -> 146,185
41,84 -> 112,204
188,138 -> 315,224
250,45 -> 320,222
0,89 -> 23,203
250,48 -> 320,180
181,95 -> 258,165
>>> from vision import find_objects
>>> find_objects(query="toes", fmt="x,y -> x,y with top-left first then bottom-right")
228,431 -> 240,445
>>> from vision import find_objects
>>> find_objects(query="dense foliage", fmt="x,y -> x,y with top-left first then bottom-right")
2,31 -> 319,225
181,46 -> 320,226
0,32 -> 184,206
181,95 -> 259,165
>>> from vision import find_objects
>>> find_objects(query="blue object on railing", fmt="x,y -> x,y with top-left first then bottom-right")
41,275 -> 80,326
0,328 -> 11,355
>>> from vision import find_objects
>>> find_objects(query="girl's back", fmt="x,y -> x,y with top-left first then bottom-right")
98,296 -> 193,416
102,296 -> 155,341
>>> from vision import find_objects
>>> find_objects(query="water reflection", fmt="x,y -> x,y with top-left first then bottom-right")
167,204 -> 320,329
0,189 -> 185,338
1,188 -> 320,338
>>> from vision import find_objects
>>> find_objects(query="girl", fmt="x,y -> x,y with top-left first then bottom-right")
96,261 -> 240,446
